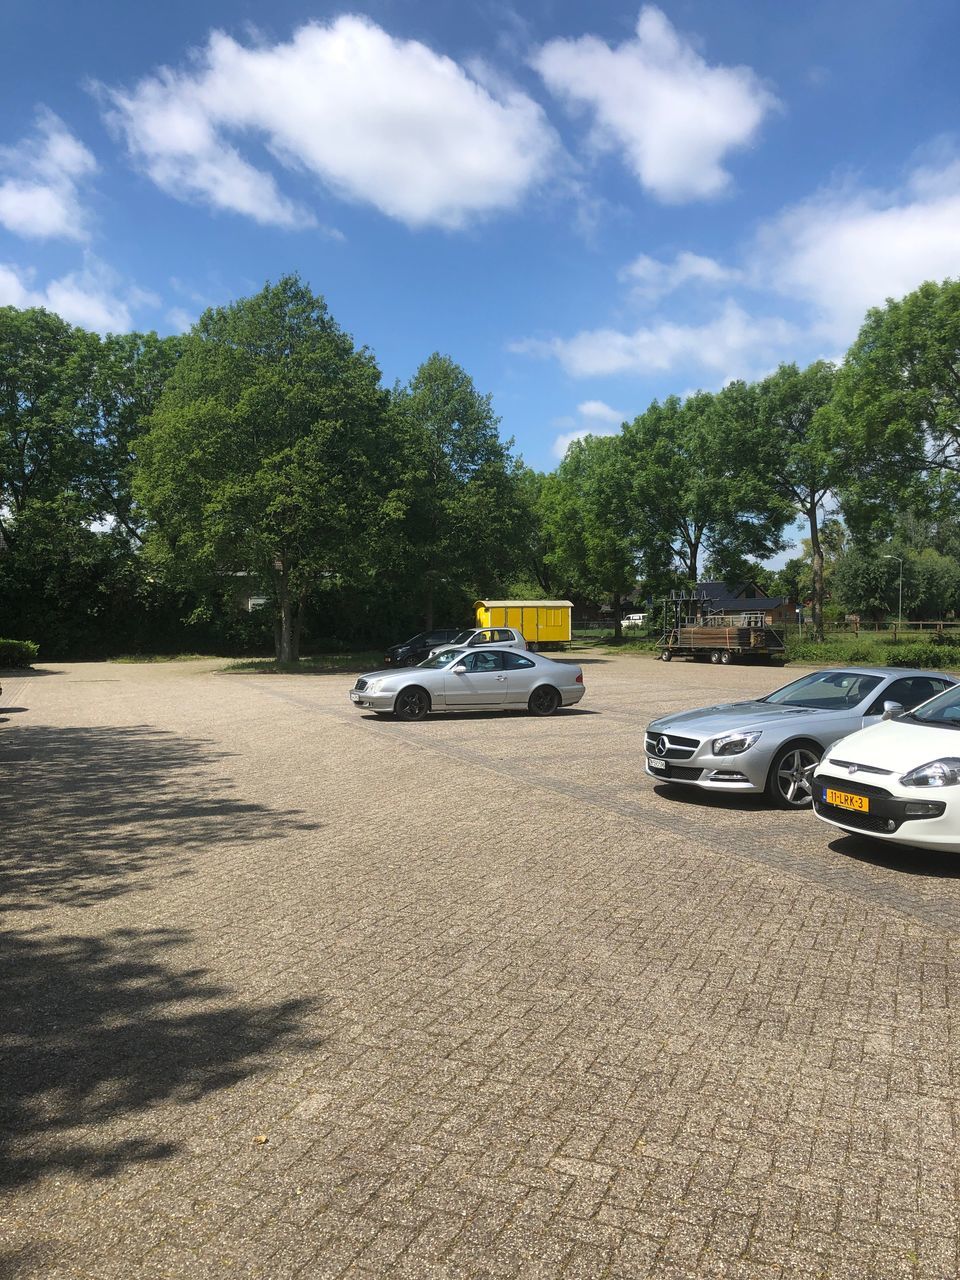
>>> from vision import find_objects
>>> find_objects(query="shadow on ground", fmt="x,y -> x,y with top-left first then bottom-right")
652,782 -> 771,813
0,925 -> 317,1190
830,833 -> 960,879
0,724 -> 321,912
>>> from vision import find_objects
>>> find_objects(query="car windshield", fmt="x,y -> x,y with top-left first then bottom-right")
759,670 -> 883,710
904,683 -> 960,726
418,648 -> 467,669
449,630 -> 475,646
400,633 -> 426,646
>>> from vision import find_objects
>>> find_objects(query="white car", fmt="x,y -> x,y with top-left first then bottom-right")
813,680 -> 960,851
428,627 -> 528,658
622,613 -> 647,630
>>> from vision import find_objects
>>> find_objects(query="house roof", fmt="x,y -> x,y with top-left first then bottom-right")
695,582 -> 789,612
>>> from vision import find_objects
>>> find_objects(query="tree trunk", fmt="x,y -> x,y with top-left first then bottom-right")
808,505 -> 825,642
276,564 -> 299,664
613,591 -> 622,640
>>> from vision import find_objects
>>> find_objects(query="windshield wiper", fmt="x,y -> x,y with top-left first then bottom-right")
904,712 -> 960,728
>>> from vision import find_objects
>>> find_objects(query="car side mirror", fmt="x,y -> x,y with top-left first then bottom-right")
881,701 -> 904,720
452,664 -> 467,675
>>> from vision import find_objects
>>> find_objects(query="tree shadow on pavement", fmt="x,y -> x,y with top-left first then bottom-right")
0,925 -> 318,1191
0,724 -> 321,913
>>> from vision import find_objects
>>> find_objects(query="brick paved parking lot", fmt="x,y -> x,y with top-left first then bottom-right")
3,653 -> 960,1280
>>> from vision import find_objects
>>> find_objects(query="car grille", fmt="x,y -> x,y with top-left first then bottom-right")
662,765 -> 704,781
827,758 -> 894,776
818,807 -> 896,835
354,679 -> 367,692
816,773 -> 893,800
645,732 -> 700,761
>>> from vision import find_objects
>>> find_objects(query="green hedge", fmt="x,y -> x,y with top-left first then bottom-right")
0,638 -> 39,668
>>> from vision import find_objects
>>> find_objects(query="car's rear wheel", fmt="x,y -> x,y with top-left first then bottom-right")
528,685 -> 561,716
767,742 -> 821,808
394,687 -> 430,721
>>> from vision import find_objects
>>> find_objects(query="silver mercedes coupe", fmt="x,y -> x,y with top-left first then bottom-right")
645,667 -> 956,808
349,646 -> 585,719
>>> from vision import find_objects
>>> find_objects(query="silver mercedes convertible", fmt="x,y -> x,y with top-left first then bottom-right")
349,646 -> 585,719
645,667 -> 956,808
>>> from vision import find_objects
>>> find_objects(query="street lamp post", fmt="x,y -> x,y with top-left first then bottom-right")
883,554 -> 903,633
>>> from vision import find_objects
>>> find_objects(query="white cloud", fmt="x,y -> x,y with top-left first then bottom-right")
577,399 -> 625,424
533,6 -> 777,203
100,16 -> 557,230
752,153 -> 960,343
166,306 -> 195,332
619,250 -> 740,301
518,300 -> 796,380
551,399 -> 627,457
0,111 -> 97,241
0,259 -> 150,333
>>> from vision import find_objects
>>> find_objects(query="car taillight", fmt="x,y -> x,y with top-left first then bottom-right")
575,672 -> 583,683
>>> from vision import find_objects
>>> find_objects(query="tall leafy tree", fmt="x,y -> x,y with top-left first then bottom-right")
135,276 -> 392,663
542,435 -> 637,634
622,385 -> 787,587
755,361 -> 839,640
0,306 -> 93,546
395,354 -> 520,627
836,278 -> 960,536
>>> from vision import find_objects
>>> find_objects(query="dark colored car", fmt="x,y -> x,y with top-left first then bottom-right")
383,629 -> 460,667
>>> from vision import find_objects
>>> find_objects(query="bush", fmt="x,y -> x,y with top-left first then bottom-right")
886,641 -> 960,671
0,638 -> 39,668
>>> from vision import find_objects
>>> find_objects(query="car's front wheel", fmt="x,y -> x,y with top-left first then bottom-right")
528,685 -> 561,716
767,742 -> 821,808
394,686 -> 430,721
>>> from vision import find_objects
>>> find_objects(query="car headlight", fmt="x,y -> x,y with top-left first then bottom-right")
900,758 -> 960,787
712,730 -> 762,756
365,678 -> 385,693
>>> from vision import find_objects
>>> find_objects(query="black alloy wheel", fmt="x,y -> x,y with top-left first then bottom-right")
394,687 -> 430,721
528,685 -> 561,716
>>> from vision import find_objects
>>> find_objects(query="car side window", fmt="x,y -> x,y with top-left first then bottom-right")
502,652 -> 535,670
495,629 -> 514,643
464,651 -> 504,672
867,677 -> 945,716
470,631 -> 495,646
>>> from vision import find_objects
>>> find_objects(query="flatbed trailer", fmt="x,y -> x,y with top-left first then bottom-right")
657,622 -> 786,665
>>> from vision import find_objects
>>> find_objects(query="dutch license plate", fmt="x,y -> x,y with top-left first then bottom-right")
647,757 -> 668,772
350,692 -> 361,702
825,788 -> 869,813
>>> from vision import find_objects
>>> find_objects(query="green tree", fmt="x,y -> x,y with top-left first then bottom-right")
394,354 -> 521,627
135,276 -> 392,663
0,306 -> 94,546
622,386 -> 787,586
755,361 -> 839,640
541,435 -> 637,635
836,279 -> 960,534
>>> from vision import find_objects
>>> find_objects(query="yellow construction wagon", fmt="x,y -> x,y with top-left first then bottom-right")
474,599 -> 573,648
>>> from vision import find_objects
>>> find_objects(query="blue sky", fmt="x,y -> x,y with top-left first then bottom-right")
3,0 -> 960,501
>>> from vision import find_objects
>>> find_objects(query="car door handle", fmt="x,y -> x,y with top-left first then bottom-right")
496,675 -> 507,681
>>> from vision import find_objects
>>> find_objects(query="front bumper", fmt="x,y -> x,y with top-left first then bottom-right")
348,688 -> 397,712
812,771 -> 959,851
644,752 -> 768,792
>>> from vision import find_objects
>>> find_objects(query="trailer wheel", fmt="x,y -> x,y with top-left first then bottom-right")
660,649 -> 672,662
720,650 -> 733,665
710,650 -> 722,664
